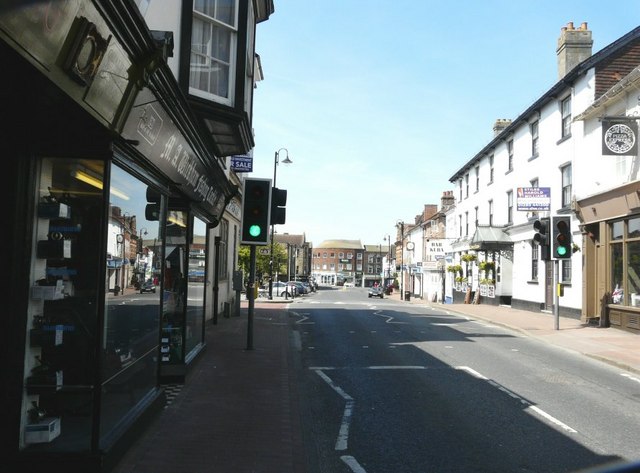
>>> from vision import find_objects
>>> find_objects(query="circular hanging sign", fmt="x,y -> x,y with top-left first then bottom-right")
604,122 -> 636,154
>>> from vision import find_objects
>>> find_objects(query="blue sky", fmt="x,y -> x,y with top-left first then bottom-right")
250,1 -> 640,247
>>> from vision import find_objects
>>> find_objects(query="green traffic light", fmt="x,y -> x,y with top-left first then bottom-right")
249,224 -> 262,237
557,246 -> 568,256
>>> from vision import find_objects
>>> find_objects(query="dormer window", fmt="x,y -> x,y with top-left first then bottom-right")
190,0 -> 239,106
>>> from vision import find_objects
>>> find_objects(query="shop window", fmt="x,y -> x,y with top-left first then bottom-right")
185,216 -> 208,356
218,218 -> 228,279
22,158 -> 106,451
610,216 -> 640,306
101,164 -> 163,445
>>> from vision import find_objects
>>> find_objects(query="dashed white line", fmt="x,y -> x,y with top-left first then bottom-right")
341,455 -> 368,473
314,369 -> 355,452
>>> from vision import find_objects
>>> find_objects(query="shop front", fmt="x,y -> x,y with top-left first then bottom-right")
3,3 -> 233,471
578,182 -> 640,332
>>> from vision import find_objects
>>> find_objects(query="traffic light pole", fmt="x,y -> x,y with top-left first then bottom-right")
554,259 -> 559,331
246,245 -> 256,350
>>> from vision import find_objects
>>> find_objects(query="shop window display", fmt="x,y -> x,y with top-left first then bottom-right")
100,164 -> 162,446
610,216 -> 640,307
22,158 -> 104,451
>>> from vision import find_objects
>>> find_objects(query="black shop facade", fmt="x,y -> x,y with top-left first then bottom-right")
2,3 -> 234,471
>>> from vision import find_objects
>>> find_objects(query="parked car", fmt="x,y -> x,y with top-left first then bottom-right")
261,281 -> 289,297
288,281 -> 307,296
140,279 -> 156,294
368,286 -> 384,298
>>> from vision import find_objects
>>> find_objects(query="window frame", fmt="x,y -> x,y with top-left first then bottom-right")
561,164 -> 572,208
561,96 -> 572,139
189,0 -> 239,105
531,120 -> 539,158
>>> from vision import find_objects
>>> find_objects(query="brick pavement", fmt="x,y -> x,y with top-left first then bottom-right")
111,301 -> 304,473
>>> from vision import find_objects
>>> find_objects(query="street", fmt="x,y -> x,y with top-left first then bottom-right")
290,287 -> 640,473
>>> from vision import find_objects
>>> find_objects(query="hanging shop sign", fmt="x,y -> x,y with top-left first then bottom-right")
230,155 -> 253,172
516,187 -> 550,211
602,118 -> 638,156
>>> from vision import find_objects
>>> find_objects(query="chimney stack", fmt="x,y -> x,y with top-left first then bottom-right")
493,119 -> 512,137
557,21 -> 592,79
441,190 -> 455,210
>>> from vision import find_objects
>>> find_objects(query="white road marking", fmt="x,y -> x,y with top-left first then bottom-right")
621,373 -> 640,384
527,405 -> 577,433
314,369 -> 354,451
336,400 -> 355,450
341,455 -> 368,473
456,366 -> 577,433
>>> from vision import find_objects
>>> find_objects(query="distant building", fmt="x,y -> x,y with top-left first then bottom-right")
312,240 -> 364,286
274,233 -> 311,280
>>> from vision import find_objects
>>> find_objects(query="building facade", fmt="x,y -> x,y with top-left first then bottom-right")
3,1 -> 273,470
312,240 -> 364,286
445,22 -> 640,330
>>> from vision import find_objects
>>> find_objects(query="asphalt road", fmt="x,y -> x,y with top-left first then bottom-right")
289,286 -> 640,473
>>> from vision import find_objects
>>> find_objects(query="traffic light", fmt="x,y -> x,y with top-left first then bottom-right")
241,178 -> 272,245
145,187 -> 161,221
552,216 -> 572,259
270,187 -> 287,225
532,218 -> 550,261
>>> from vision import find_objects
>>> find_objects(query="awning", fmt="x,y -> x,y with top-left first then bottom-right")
469,226 -> 513,251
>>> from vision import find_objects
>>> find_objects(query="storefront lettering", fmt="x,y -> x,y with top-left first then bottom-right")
177,152 -> 200,187
160,134 -> 177,162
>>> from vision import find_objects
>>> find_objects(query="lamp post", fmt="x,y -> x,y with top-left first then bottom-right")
396,221 -> 405,299
137,227 -> 148,283
384,235 -> 391,288
269,148 -> 292,299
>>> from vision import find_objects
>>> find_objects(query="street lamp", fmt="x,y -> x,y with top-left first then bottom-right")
138,227 -> 148,282
269,148 -> 293,299
383,235 -> 391,287
396,220 -> 405,299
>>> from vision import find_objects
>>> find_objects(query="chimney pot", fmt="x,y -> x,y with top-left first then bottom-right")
557,21 -> 592,79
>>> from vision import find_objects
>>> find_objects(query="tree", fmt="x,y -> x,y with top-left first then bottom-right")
238,242 -> 288,284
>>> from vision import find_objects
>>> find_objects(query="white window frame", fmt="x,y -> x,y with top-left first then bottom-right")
190,0 -> 239,105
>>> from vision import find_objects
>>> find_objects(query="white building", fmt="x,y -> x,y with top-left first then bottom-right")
446,22 -> 640,326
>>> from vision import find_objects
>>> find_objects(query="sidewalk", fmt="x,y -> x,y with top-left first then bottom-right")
385,289 -> 640,375
111,300 -> 305,473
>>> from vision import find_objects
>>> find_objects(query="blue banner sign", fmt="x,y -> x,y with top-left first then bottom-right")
517,187 -> 551,211
231,155 -> 253,172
